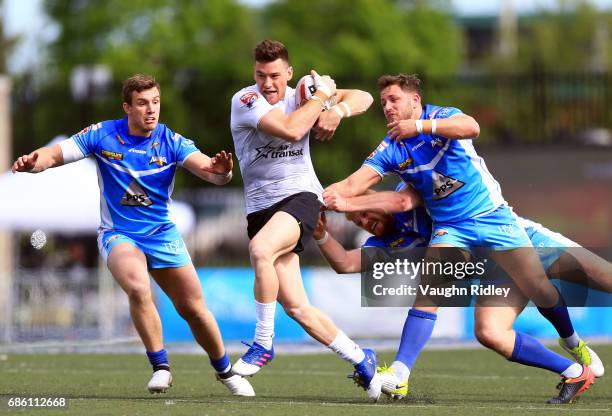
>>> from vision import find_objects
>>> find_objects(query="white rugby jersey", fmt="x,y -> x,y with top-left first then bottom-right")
230,84 -> 323,214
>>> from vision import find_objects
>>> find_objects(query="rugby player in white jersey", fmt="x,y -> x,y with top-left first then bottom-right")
229,39 -> 382,400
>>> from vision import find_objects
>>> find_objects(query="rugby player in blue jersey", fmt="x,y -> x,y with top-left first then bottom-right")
324,74 -> 599,403
11,74 -> 254,397
320,185 -> 608,403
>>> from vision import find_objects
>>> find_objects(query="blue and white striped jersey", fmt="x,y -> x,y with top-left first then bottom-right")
61,117 -> 199,236
364,104 -> 507,223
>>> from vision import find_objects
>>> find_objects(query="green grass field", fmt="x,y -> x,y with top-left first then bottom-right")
1,345 -> 611,415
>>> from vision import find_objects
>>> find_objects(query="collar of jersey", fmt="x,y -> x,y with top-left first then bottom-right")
117,116 -> 160,144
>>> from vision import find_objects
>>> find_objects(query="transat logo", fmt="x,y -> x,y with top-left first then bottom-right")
432,171 -> 465,200
250,141 -> 303,166
121,180 -> 153,206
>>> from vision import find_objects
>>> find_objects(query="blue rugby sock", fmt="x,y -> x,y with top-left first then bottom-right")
537,298 -> 575,339
210,353 -> 231,377
146,349 -> 170,372
395,308 -> 437,370
510,332 -> 574,374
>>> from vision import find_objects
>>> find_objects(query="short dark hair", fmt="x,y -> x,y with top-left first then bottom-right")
122,74 -> 160,104
377,74 -> 422,95
254,39 -> 289,63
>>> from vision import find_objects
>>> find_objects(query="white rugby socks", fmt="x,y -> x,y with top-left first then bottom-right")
328,331 -> 366,365
254,300 -> 275,349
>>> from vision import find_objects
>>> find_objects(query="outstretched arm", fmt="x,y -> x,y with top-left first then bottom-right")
12,144 -> 64,173
388,114 -> 480,141
182,150 -> 233,185
314,212 -> 362,274
312,88 -> 374,141
325,186 -> 422,214
324,165 -> 382,203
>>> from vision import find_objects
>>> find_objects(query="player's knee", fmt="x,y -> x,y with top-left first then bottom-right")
125,283 -> 153,306
249,239 -> 274,266
176,303 -> 208,325
283,304 -> 312,324
474,323 -> 502,349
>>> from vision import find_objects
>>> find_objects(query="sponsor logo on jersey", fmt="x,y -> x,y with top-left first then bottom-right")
250,141 -> 303,166
151,141 -> 160,149
149,155 -> 167,166
240,91 -> 259,108
390,237 -> 405,248
101,149 -> 123,161
411,141 -> 425,151
366,140 -> 389,160
498,224 -> 521,236
432,171 -> 465,200
164,239 -> 185,253
398,157 -> 413,170
430,107 -> 453,119
180,138 -> 194,148
129,148 -> 147,154
104,234 -> 121,248
433,229 -> 448,237
121,180 -> 153,207
75,123 -> 101,137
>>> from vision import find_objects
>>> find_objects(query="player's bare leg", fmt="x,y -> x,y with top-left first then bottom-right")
546,251 -> 607,377
152,265 -> 225,357
276,252 -> 337,344
550,248 -> 612,293
275,252 -> 381,401
107,243 -> 169,393
151,265 -> 255,396
475,295 -> 593,404
490,247 -> 560,308
233,212 -> 300,376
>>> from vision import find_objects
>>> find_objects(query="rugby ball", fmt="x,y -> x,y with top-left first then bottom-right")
294,75 -> 333,110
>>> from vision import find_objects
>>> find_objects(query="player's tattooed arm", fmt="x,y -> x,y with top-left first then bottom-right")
313,89 -> 374,142
388,114 -> 480,141
11,144 -> 64,173
183,151 -> 233,185
314,212 -> 363,274
326,187 -> 423,214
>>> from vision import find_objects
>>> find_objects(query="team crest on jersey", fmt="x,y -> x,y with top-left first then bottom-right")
101,149 -> 123,161
240,91 -> 259,108
398,157 -> 413,170
366,140 -> 389,160
431,138 -> 443,148
149,155 -> 167,166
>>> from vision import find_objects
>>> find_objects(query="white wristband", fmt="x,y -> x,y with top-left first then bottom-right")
315,231 -> 329,245
431,119 -> 437,135
331,105 -> 344,118
415,119 -> 424,134
339,102 -> 352,118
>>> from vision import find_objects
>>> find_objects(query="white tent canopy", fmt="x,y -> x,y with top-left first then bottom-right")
0,136 -> 195,234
